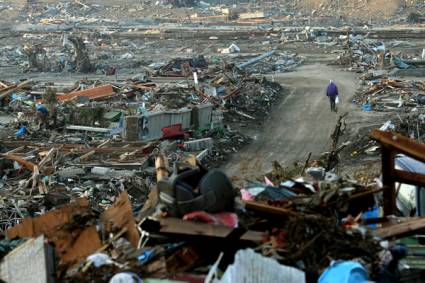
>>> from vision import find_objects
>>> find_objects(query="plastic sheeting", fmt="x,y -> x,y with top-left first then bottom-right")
318,261 -> 368,283
395,155 -> 425,216
215,249 -> 305,283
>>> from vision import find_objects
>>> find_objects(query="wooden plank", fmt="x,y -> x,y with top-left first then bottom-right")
382,146 -> 396,215
65,125 -> 110,133
393,169 -> 425,187
72,161 -> 147,169
375,217 -> 425,239
155,154 -> 169,181
0,141 -> 150,148
158,218 -> 263,242
0,81 -> 9,88
1,153 -> 35,171
38,148 -> 56,169
6,198 -> 102,266
56,84 -> 115,103
244,200 -> 321,220
97,139 -> 111,148
79,150 -> 95,161
5,146 -> 26,154
73,147 -> 151,154
370,130 -> 425,163
101,192 -> 139,247
0,80 -> 31,100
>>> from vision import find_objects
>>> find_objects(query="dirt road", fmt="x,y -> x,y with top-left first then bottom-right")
223,63 -> 382,178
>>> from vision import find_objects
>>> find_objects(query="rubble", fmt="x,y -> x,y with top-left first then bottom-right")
354,79 -> 425,112
1,0 -> 425,282
0,128 -> 424,282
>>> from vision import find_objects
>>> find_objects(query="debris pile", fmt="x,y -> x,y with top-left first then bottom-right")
2,138 -> 424,282
0,57 -> 286,247
232,51 -> 304,74
336,36 -> 387,72
1,0 -> 425,282
354,79 -> 425,112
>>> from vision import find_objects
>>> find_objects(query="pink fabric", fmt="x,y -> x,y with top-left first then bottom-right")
183,211 -> 238,228
264,176 -> 275,186
240,189 -> 254,201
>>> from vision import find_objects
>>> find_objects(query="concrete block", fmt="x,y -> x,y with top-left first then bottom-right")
0,235 -> 55,283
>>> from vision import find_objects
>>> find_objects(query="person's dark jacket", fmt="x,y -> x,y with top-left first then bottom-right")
326,82 -> 339,97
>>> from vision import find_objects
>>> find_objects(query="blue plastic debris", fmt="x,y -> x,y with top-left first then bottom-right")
16,126 -> 27,137
362,206 -> 380,229
318,261 -> 368,283
36,104 -> 49,116
137,250 -> 154,263
362,103 -> 372,111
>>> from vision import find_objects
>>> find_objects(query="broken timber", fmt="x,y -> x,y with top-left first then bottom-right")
370,130 -> 425,215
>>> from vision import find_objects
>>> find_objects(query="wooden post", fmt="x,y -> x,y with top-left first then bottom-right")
381,146 -> 396,215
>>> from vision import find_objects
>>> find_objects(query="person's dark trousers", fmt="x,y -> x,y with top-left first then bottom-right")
329,96 -> 336,112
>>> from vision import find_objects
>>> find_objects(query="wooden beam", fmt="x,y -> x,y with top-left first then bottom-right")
370,130 -> 425,163
393,169 -> 425,187
375,217 -> 425,239
79,150 -> 95,161
155,154 -> 169,182
244,201 -> 321,220
119,150 -> 139,161
38,148 -> 56,169
65,125 -> 110,133
157,218 -> 263,242
1,153 -> 35,171
0,80 -> 31,100
5,146 -> 26,154
381,146 -> 396,215
0,141 -> 150,148
56,84 -> 115,103
97,139 -> 111,148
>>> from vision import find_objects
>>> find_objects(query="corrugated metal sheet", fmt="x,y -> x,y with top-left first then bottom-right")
169,108 -> 191,129
123,116 -> 140,141
123,107 -> 209,141
143,108 -> 192,141
144,112 -> 169,141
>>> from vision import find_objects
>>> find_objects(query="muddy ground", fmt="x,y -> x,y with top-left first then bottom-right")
223,62 -> 388,179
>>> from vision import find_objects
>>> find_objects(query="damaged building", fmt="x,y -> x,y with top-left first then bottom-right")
1,0 -> 425,282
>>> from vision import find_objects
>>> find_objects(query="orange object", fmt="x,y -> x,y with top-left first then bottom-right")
56,84 -> 115,102
6,198 -> 102,267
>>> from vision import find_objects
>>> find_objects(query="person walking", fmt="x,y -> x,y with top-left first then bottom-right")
326,80 -> 339,112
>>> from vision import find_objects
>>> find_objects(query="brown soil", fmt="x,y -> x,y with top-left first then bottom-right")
223,63 -> 386,179
296,0 -> 402,21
